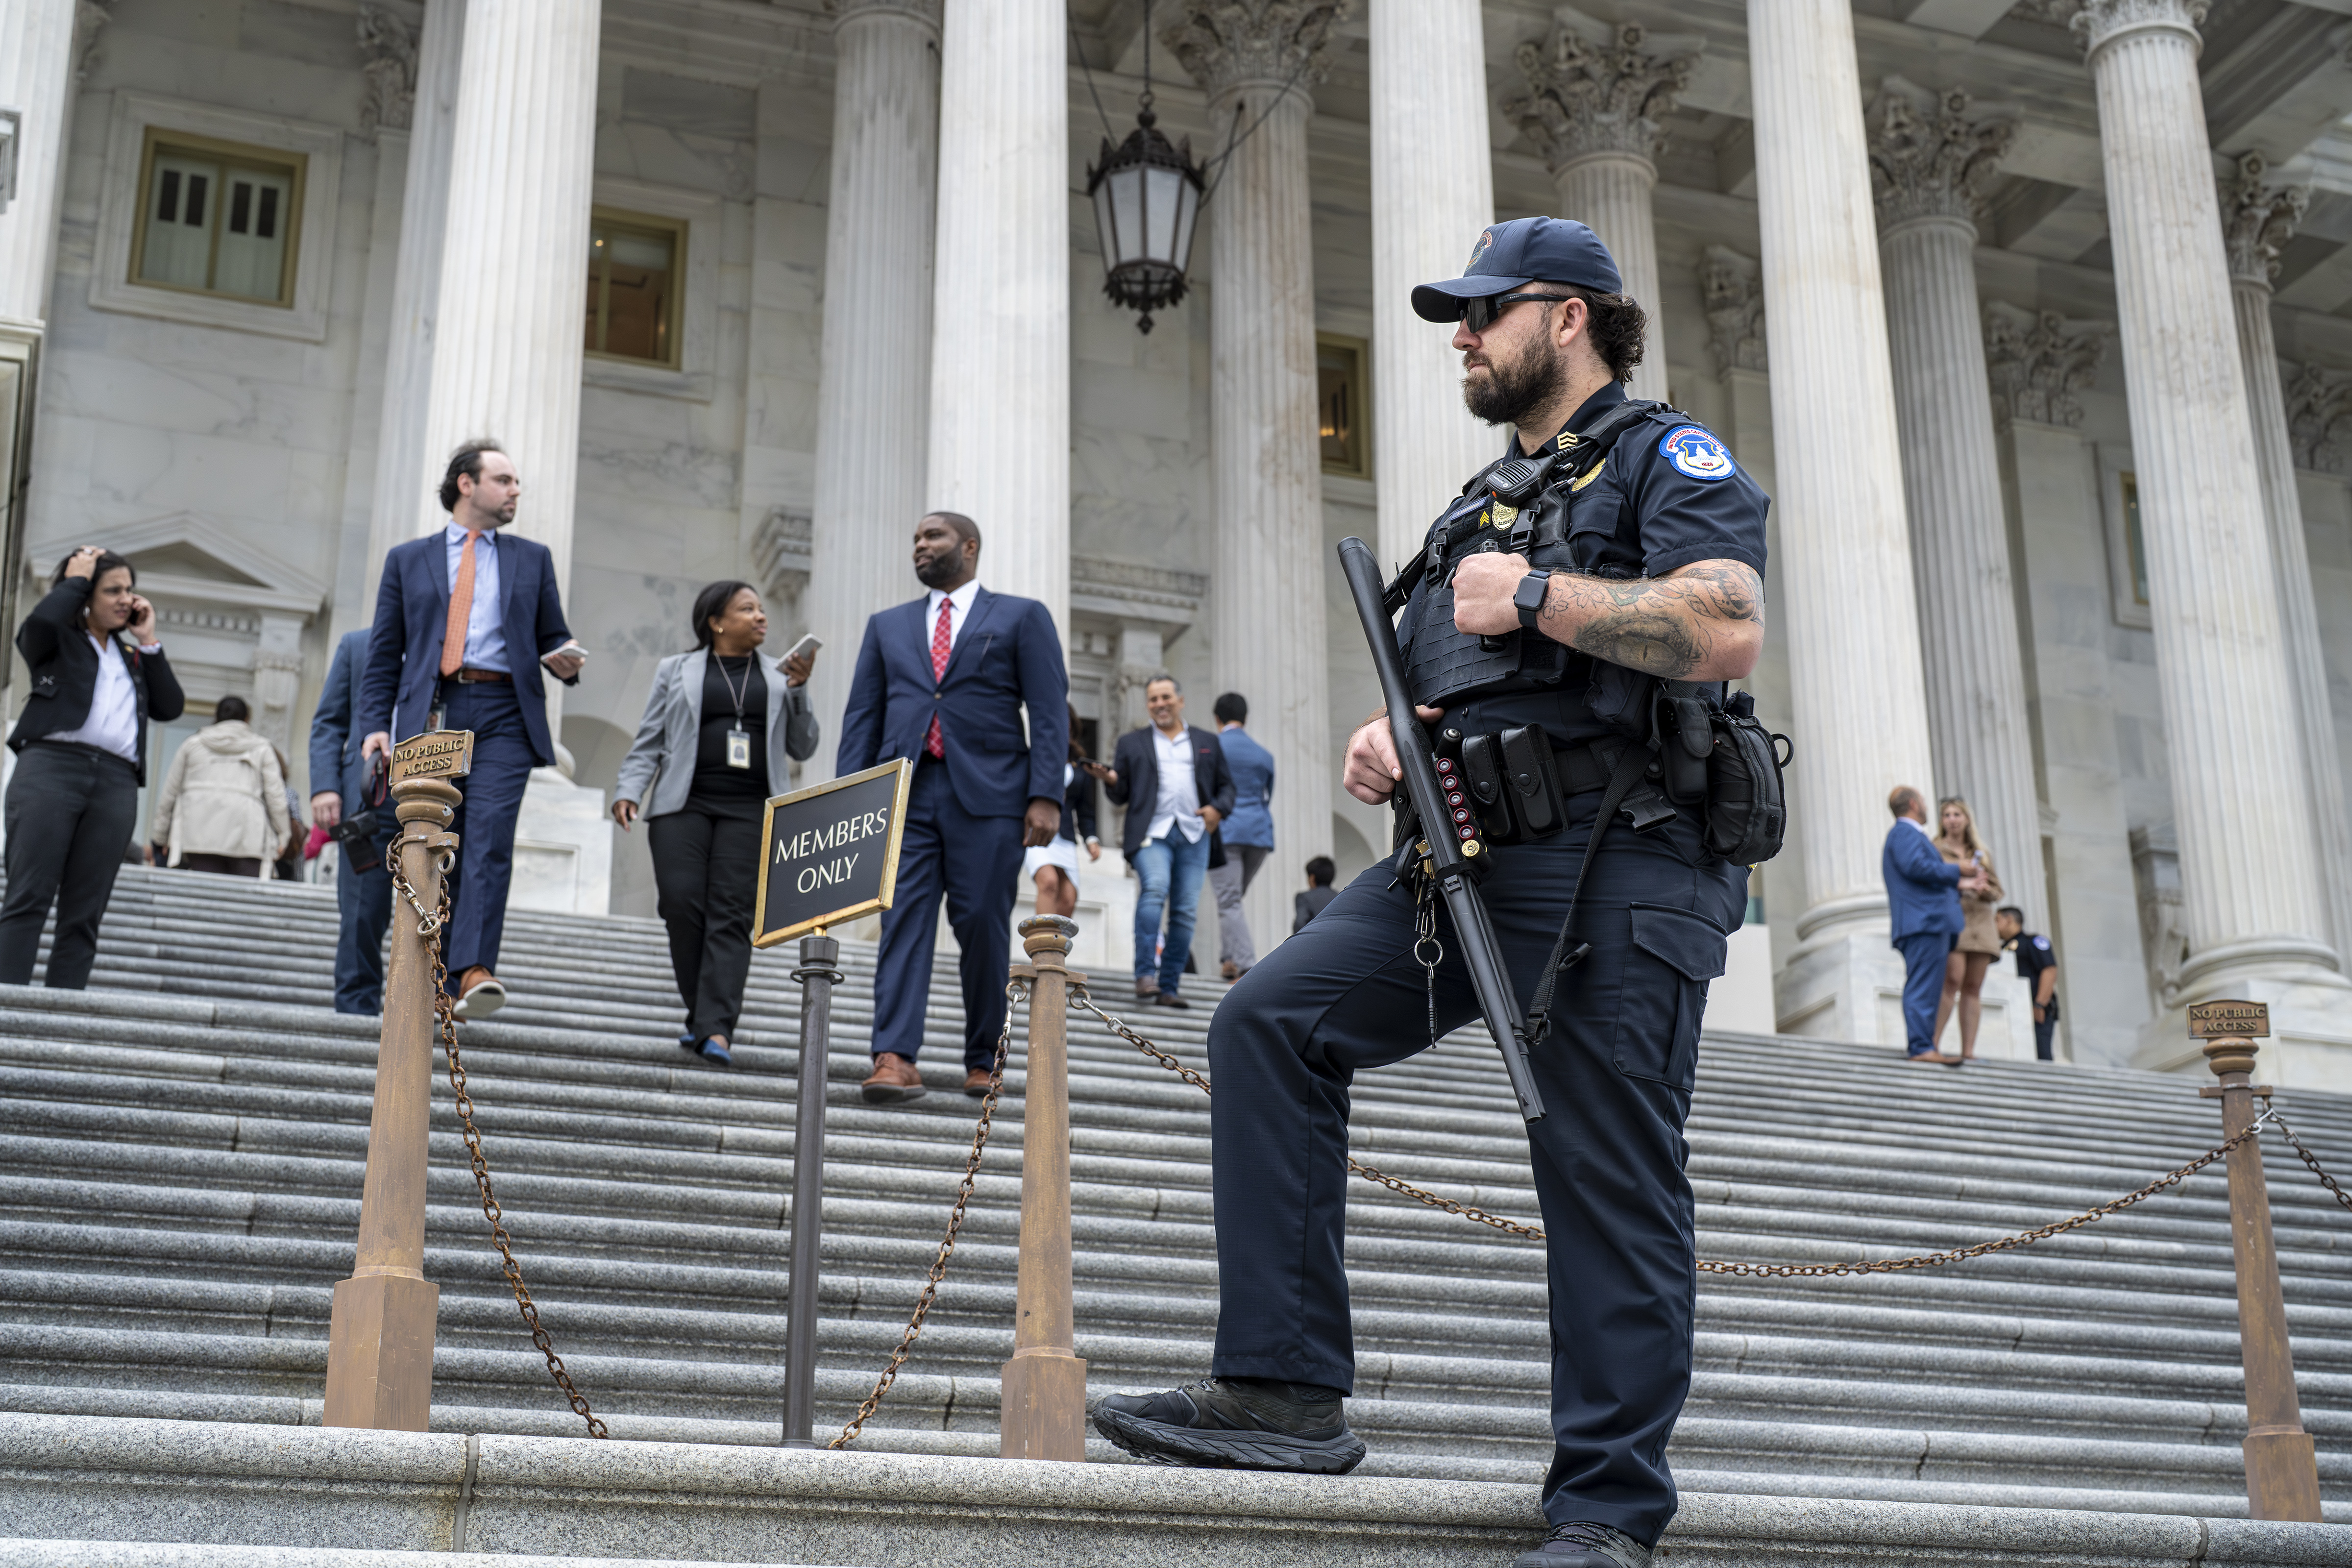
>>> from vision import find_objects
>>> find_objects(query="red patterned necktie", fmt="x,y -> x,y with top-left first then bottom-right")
925,596 -> 951,758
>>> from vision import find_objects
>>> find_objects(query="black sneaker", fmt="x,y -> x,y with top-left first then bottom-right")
1091,1377 -> 1365,1473
1512,1522 -> 1651,1568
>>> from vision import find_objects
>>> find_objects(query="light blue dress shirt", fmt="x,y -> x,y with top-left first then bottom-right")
443,521 -> 507,672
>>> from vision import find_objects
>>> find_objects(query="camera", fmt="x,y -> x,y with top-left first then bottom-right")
329,811 -> 384,873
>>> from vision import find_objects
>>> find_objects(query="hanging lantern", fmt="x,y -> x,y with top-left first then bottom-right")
1086,94 -> 1205,335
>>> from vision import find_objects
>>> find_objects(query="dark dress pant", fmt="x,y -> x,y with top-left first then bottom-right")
870,756 -> 1027,1070
1894,930 -> 1955,1056
178,854 -> 262,877
334,816 -> 398,1014
649,803 -> 762,1041
1205,793 -> 1744,1546
439,681 -> 536,979
0,742 -> 141,988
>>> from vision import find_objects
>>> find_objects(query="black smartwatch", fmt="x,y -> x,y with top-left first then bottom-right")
1512,567 -> 1553,631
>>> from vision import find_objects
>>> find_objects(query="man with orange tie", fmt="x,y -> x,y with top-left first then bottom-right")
358,440 -> 584,1019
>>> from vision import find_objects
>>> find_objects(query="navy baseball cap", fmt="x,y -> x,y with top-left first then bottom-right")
1410,216 -> 1622,322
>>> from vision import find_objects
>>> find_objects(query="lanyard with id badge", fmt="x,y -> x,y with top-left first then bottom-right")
719,655 -> 755,769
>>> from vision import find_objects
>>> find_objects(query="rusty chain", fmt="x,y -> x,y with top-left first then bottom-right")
2273,1106 -> 2352,1215
389,850 -> 608,1439
829,979 -> 1026,1450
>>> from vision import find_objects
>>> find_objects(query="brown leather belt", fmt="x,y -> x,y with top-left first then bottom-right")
446,668 -> 510,684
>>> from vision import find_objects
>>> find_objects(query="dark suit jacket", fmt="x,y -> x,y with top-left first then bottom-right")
1884,819 -> 1963,941
357,529 -> 576,767
308,628 -> 385,808
836,587 -> 1068,818
1295,884 -> 1339,933
1104,724 -> 1236,857
8,577 -> 186,784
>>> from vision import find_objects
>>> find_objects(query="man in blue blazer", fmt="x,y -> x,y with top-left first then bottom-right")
838,512 -> 1068,1103
309,627 -> 399,1014
1884,784 -> 1988,1063
358,441 -> 584,1019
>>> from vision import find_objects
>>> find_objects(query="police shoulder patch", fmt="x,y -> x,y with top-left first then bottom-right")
2033,935 -> 2051,951
1659,424 -> 1737,482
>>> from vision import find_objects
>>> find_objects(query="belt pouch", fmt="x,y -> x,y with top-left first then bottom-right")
1459,732 -> 1520,843
1500,724 -> 1566,839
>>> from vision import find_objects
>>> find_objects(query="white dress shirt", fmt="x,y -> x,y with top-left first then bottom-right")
49,632 -> 144,762
1147,724 -> 1204,844
445,521 -> 507,672
924,578 -> 981,659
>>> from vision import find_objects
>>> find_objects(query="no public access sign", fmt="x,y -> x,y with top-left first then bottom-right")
753,759 -> 915,948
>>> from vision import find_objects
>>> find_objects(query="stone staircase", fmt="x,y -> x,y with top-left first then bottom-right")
1,866 -> 2350,1563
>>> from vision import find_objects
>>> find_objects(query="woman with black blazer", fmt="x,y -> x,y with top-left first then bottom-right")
1,547 -> 185,987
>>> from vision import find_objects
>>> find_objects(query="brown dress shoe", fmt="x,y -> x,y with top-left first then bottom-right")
861,1052 -> 927,1103
963,1067 -> 994,1098
451,966 -> 506,1020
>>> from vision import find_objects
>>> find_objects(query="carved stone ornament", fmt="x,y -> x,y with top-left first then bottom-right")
2284,362 -> 2352,474
1699,245 -> 1766,375
2071,0 -> 2209,57
2223,150 -> 2309,289
1865,78 -> 2017,234
1501,19 -> 1700,172
73,0 -> 114,85
1983,300 -> 2111,428
357,4 -> 419,138
1161,0 -> 1354,99
2009,0 -> 2081,23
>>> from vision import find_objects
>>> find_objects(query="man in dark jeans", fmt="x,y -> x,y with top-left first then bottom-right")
310,627 -> 397,1013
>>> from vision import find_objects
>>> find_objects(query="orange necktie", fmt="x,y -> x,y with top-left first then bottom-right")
440,533 -> 477,677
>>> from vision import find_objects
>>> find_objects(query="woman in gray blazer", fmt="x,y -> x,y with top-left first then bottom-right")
612,581 -> 819,1066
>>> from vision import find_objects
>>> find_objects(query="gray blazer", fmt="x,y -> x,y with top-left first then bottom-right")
613,648 -> 819,818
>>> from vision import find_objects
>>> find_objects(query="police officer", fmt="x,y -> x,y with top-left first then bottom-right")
1092,218 -> 1769,1568
1996,906 -> 2060,1061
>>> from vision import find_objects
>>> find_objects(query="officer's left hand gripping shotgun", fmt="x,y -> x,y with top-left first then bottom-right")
1338,536 -> 1546,1123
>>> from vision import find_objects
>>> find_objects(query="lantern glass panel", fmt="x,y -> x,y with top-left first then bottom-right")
1092,179 -> 1120,270
1107,165 -> 1145,268
1144,165 -> 1184,264
1171,175 -> 1200,272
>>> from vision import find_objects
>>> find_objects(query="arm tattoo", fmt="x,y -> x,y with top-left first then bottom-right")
1538,560 -> 1764,679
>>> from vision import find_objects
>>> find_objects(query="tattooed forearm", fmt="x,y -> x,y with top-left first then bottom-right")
1538,559 -> 1765,680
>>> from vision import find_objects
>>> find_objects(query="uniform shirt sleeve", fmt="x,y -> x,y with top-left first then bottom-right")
1624,418 -> 1770,580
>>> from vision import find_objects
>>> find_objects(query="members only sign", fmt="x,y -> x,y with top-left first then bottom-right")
753,759 -> 915,947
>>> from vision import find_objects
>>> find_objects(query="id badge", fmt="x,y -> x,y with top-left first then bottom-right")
726,727 -> 751,769
426,704 -> 445,732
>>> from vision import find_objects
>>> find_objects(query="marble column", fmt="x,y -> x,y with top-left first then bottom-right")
1369,0 -> 1493,570
1503,18 -> 1700,406
1866,80 -> 2044,928
1167,0 -> 1344,957
1747,0 -> 1940,1040
2224,151 -> 2352,971
0,0 -> 80,332
415,0 -> 600,600
810,0 -> 939,774
365,0 -> 464,587
2074,0 -> 2340,1029
927,0 -> 1067,632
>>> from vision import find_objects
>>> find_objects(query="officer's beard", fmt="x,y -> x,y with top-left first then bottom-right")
1461,334 -> 1566,428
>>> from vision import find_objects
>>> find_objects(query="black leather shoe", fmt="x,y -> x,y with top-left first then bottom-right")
1511,1522 -> 1651,1568
1091,1377 -> 1365,1473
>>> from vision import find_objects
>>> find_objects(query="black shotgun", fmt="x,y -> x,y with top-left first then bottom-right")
1336,536 -> 1546,1122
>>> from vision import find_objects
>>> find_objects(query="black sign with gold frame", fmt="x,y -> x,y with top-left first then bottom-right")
753,760 -> 914,948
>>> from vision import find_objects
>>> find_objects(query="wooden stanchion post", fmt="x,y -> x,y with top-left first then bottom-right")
780,930 -> 841,1447
2193,999 -> 2322,1521
324,733 -> 472,1431
1002,914 -> 1087,1461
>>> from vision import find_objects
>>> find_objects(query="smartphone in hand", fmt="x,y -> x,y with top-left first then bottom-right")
540,639 -> 589,668
786,633 -> 822,661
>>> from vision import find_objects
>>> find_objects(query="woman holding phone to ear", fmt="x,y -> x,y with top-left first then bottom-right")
612,582 -> 819,1066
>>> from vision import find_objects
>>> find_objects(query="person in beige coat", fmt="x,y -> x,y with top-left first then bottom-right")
150,696 -> 291,877
1932,795 -> 2004,1062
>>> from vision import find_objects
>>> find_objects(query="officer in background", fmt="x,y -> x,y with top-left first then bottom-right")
1093,218 -> 1768,1568
1996,906 -> 2060,1061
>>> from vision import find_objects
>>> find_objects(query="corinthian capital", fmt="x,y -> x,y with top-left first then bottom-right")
1984,300 -> 2112,428
1699,246 -> 1766,375
357,4 -> 418,139
1865,79 -> 2016,235
1502,18 -> 1699,172
2071,0 -> 2208,59
1162,0 -> 1354,100
2224,150 -> 2309,290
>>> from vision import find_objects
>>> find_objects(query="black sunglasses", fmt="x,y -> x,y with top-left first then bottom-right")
1461,291 -> 1573,333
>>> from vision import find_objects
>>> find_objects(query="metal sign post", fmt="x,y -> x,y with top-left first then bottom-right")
1001,915 -> 1088,1461
323,730 -> 472,1431
2191,999 -> 2322,1521
760,760 -> 912,1446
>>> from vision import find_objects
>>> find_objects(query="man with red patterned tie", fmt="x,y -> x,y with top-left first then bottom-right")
358,440 -> 584,1019
836,512 -> 1068,1102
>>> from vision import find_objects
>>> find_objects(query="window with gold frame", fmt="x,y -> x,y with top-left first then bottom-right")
130,127 -> 305,307
586,208 -> 686,368
2120,470 -> 2149,608
1318,333 -> 1370,479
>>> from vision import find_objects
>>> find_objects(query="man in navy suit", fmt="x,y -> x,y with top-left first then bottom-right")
309,627 -> 399,1013
358,440 -> 584,1019
1884,784 -> 1988,1063
838,512 -> 1068,1103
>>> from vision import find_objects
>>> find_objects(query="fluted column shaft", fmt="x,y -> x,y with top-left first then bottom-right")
415,0 -> 601,599
0,0 -> 77,330
1369,0 -> 1493,569
1880,212 -> 2043,926
811,0 -> 940,770
367,0 -> 466,583
1747,0 -> 1937,941
1554,152 -> 1666,404
2081,1 -> 2333,986
926,0 -> 1068,632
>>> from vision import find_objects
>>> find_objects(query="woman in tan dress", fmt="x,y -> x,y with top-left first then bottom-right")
1933,796 -> 2004,1061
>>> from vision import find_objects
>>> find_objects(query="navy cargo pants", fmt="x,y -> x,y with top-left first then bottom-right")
1206,791 -> 1744,1545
